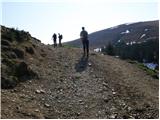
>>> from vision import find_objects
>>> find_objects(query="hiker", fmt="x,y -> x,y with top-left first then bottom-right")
52,33 -> 57,47
80,27 -> 89,57
58,33 -> 63,47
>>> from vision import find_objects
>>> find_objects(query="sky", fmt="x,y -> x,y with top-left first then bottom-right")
1,0 -> 159,44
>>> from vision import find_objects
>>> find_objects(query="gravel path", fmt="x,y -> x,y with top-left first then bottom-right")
1,46 -> 159,119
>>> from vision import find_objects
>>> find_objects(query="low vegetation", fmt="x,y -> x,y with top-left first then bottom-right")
127,60 -> 158,79
1,25 -> 38,89
1,26 -> 31,42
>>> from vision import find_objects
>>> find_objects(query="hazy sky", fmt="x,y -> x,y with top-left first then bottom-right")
2,0 -> 159,44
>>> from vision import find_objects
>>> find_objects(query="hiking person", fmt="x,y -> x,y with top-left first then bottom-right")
52,33 -> 57,47
80,27 -> 89,57
58,33 -> 63,47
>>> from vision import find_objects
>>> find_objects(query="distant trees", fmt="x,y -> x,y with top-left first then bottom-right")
101,39 -> 159,64
116,39 -> 159,64
102,42 -> 115,56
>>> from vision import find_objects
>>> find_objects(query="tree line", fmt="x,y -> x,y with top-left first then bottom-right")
101,39 -> 159,64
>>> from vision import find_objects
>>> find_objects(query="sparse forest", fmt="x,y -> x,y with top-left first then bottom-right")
101,39 -> 159,64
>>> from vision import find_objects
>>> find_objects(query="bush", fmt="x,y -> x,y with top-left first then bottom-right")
102,42 -> 115,56
1,76 -> 18,89
15,61 -> 38,80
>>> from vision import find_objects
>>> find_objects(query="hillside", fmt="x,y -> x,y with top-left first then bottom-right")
1,26 -> 159,119
65,20 -> 159,48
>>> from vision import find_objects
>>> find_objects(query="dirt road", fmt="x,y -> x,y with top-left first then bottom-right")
1,46 -> 159,119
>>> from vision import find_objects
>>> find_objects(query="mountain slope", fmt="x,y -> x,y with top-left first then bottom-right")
65,20 -> 159,48
1,26 -> 159,119
2,46 -> 159,119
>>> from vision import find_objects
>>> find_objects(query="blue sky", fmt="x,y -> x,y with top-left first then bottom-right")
2,0 -> 159,44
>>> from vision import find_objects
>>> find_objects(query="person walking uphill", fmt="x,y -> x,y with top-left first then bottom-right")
80,27 -> 89,57
58,33 -> 63,47
52,33 -> 57,48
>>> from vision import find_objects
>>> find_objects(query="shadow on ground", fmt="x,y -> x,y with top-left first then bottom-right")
75,55 -> 88,72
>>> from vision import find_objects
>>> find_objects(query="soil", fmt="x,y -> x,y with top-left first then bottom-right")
1,43 -> 159,119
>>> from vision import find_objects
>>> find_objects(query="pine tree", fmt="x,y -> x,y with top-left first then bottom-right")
105,42 -> 115,56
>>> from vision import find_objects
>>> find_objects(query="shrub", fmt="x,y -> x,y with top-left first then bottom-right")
102,42 -> 115,56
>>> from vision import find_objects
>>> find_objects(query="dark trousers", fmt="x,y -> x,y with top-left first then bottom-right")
54,40 -> 57,48
59,40 -> 62,47
82,40 -> 89,56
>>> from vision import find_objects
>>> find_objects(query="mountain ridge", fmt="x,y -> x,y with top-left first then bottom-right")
65,20 -> 159,48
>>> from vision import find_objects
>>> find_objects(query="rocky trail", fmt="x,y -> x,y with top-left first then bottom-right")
1,43 -> 159,119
